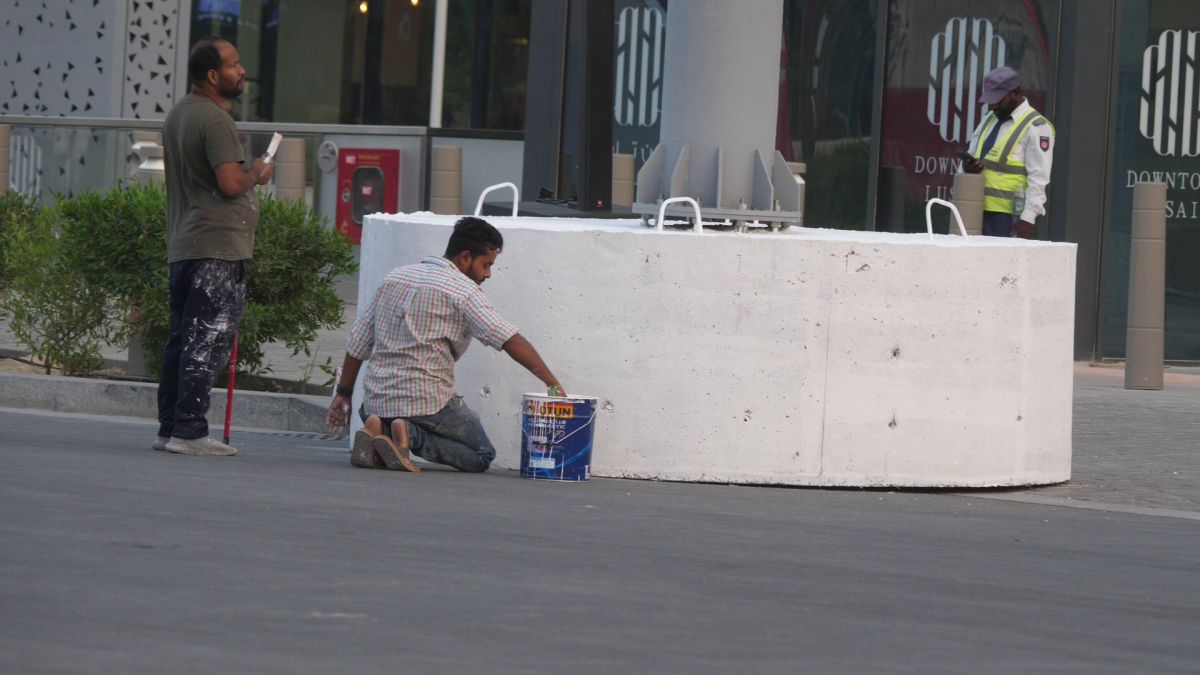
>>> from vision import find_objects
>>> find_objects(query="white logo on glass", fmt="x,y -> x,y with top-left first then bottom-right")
614,6 -> 665,128
1139,30 -> 1200,157
927,18 -> 1007,143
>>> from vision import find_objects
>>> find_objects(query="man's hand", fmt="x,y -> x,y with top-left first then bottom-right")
252,157 -> 274,185
1013,219 -> 1036,238
963,157 -> 984,174
327,394 -> 351,434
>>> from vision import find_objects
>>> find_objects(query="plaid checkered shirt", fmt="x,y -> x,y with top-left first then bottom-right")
347,256 -> 518,418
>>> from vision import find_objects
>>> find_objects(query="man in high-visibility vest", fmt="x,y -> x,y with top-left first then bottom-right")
962,66 -> 1055,238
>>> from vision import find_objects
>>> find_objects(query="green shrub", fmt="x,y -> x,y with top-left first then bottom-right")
57,183 -> 170,360
239,193 -> 357,374
0,191 -> 39,293
0,207 -> 118,374
7,184 -> 356,379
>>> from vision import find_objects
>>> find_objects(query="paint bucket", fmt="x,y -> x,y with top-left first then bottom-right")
520,394 -> 597,481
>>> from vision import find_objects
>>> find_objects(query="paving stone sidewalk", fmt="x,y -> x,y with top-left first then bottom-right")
999,364 -> 1200,514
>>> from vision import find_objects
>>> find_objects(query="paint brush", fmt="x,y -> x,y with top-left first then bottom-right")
262,132 -> 283,163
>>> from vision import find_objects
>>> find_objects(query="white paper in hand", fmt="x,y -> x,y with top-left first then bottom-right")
264,132 -> 283,162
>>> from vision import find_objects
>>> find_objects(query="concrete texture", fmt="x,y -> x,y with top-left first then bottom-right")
358,214 -> 1077,487
2,372 -> 1199,673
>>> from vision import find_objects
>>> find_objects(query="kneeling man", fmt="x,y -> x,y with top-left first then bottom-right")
327,217 -> 564,473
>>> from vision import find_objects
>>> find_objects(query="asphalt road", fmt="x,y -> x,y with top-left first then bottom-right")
2,409 -> 1198,674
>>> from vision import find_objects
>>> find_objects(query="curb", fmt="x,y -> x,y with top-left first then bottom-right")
0,372 -> 329,434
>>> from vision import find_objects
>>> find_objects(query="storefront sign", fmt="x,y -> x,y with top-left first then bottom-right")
1128,29 -> 1200,223
613,1 -> 666,171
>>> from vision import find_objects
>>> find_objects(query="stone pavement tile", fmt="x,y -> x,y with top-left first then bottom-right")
992,364 -> 1200,514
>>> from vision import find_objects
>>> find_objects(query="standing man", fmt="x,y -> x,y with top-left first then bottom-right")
326,217 -> 564,474
962,66 -> 1055,238
155,38 -> 273,456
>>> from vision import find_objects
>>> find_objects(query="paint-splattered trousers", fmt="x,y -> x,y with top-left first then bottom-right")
157,258 -> 247,440
360,396 -> 497,473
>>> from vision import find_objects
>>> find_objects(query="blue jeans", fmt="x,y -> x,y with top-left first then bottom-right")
362,396 -> 496,473
157,259 -> 246,440
982,211 -> 1015,237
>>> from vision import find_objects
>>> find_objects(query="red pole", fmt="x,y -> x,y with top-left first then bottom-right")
223,332 -> 239,445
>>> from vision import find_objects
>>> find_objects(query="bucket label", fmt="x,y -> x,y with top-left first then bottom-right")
524,400 -> 575,419
528,455 -> 556,470
527,416 -> 568,444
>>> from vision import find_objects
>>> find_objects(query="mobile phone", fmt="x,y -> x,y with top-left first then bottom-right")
956,150 -> 977,162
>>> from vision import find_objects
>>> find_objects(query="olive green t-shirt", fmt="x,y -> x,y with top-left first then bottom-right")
162,94 -> 259,263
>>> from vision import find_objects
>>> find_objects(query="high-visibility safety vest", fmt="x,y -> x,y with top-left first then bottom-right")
971,107 -> 1053,214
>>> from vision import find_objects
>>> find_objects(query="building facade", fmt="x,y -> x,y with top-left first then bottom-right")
1,0 -> 1198,362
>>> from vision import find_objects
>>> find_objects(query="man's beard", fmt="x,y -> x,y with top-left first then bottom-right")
221,80 -> 244,99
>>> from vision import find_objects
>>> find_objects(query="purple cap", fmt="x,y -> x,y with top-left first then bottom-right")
979,66 -> 1020,105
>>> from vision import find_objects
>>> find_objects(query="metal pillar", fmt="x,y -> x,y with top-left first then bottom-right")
1125,182 -> 1166,390
430,145 -> 462,215
633,0 -> 801,228
429,0 -> 449,128
952,173 -> 984,236
658,0 -> 780,208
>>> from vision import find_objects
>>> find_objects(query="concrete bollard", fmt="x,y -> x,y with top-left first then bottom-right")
0,124 -> 10,195
131,132 -> 165,185
877,166 -> 907,232
1125,182 -> 1166,390
951,172 -> 984,235
430,145 -> 463,214
273,137 -> 306,203
612,153 -> 635,207
125,334 -> 152,379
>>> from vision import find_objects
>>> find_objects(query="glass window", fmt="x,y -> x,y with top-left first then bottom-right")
189,0 -> 433,125
441,0 -> 531,130
877,0 -> 1061,232
612,0 -> 667,173
779,0 -> 878,230
1101,0 -> 1200,361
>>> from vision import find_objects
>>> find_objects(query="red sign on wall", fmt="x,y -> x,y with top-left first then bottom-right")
335,148 -> 400,244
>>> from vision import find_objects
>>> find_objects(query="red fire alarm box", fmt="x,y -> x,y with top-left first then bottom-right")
335,148 -> 400,244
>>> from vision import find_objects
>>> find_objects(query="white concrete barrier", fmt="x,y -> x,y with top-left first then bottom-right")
356,214 -> 1077,487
